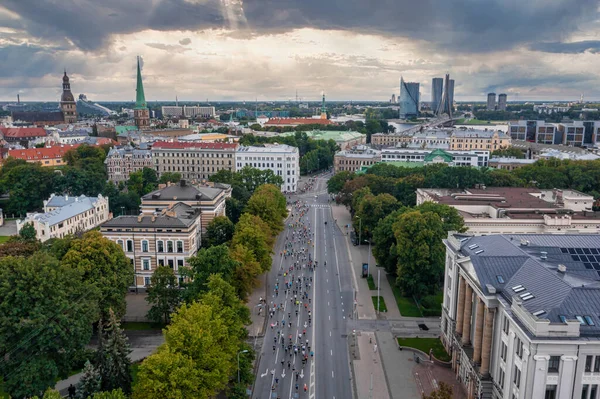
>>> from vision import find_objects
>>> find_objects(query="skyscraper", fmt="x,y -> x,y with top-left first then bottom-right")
447,78 -> 455,112
399,77 -> 420,119
134,56 -> 150,129
487,93 -> 496,111
431,78 -> 443,114
498,93 -> 507,111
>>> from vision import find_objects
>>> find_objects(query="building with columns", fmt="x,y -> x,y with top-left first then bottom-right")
442,233 -> 600,399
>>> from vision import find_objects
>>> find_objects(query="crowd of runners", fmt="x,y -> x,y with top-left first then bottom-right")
268,199 -> 319,397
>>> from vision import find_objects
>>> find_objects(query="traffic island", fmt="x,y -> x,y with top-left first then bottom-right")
372,296 -> 388,313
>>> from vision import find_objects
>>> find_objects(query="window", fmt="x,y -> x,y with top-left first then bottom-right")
595,356 -> 600,373
144,277 -> 151,286
544,385 -> 557,399
515,337 -> 523,359
586,355 -> 593,372
168,259 -> 174,268
176,240 -> 183,253
117,239 -> 124,250
142,240 -> 149,252
500,342 -> 508,361
142,259 -> 150,271
503,316 -> 510,334
157,241 -> 164,253
498,368 -> 505,388
158,259 -> 164,266
177,259 -> 184,269
513,366 -> 521,388
126,240 -> 133,253
582,385 -> 590,399
167,241 -> 174,253
548,356 -> 560,373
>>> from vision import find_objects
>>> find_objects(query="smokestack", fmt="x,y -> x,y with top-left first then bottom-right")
17,94 -> 20,104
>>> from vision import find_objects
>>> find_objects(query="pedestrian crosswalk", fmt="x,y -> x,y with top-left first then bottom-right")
309,204 -> 330,208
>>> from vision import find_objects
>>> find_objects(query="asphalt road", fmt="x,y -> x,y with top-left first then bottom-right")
252,176 -> 354,399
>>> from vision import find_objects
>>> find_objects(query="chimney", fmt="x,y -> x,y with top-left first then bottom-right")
540,251 -> 547,260
180,179 -> 187,187
558,264 -> 567,273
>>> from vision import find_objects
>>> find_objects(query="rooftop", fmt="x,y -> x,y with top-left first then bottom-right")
141,180 -> 230,202
264,118 -> 333,126
102,203 -> 200,229
6,144 -> 80,161
24,195 -> 102,226
489,157 -> 537,164
280,130 -> 364,141
0,127 -> 48,138
46,194 -> 99,208
237,144 -> 298,153
151,141 -> 238,150
451,129 -> 509,139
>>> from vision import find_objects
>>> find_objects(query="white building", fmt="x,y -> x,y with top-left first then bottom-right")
417,187 -> 600,235
533,104 -> 570,114
442,233 -> 600,399
235,144 -> 300,193
161,105 -> 216,118
17,194 -> 110,242
381,148 -> 490,167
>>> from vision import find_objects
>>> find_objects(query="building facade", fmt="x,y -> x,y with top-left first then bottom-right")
161,105 -> 216,118
498,94 -> 507,111
431,77 -> 444,114
140,180 -> 231,231
235,144 -> 300,193
105,146 -> 154,183
280,130 -> 366,150
450,130 -> 511,151
334,145 -> 381,173
152,141 -> 238,181
0,127 -> 47,147
417,187 -> 600,235
100,203 -> 201,288
399,78 -> 420,118
371,132 -> 412,147
487,93 -> 496,110
381,148 -> 489,167
488,157 -> 536,170
441,233 -> 600,399
508,120 -> 600,147
17,194 -> 110,242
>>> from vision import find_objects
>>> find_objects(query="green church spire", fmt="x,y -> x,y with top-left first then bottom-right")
321,91 -> 326,114
135,56 -> 147,110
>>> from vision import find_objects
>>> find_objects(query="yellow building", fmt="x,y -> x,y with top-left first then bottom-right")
450,129 -> 511,151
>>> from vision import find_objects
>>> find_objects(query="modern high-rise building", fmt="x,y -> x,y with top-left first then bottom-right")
431,77 -> 444,113
399,77 -> 420,119
487,93 -> 496,111
447,78 -> 455,112
498,93 -> 507,111
134,57 -> 150,129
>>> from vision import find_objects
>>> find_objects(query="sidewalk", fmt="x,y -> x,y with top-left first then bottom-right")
331,204 -> 401,320
376,331 -> 420,399
246,274 -> 267,338
351,331 -> 390,399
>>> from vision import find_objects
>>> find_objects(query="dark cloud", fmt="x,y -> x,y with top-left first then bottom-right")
530,41 -> 600,54
2,0 -> 598,53
145,42 -> 190,53
179,37 -> 191,45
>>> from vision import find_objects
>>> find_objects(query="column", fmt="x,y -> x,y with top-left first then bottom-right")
455,276 -> 466,335
558,356 -> 577,399
504,332 -> 516,393
461,283 -> 473,346
531,355 -> 549,399
480,307 -> 495,375
472,298 -> 485,364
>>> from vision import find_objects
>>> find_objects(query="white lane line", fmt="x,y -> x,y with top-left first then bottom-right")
307,207 -> 318,399
330,349 -> 333,356
332,224 -> 342,292
328,315 -> 330,321
332,371 -> 334,378
330,331 -> 331,337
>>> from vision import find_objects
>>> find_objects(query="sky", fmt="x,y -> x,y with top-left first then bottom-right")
1,0 -> 600,102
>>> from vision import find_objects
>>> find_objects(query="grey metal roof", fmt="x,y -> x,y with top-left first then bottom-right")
142,181 -> 226,202
455,233 -> 600,333
101,203 -> 200,229
46,194 -> 99,208
28,196 -> 99,226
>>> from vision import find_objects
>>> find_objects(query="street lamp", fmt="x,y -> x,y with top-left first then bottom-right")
237,349 -> 249,384
356,216 -> 362,248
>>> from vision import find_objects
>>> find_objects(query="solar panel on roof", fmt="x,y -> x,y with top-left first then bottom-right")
561,248 -> 569,254
532,310 -> 546,317
585,316 -> 595,326
496,275 -> 505,284
576,248 -> 584,254
583,248 -> 591,254
568,248 -> 576,254
576,316 -> 586,325
585,263 -> 593,270
592,248 -> 599,254
522,294 -> 534,301
559,315 -> 567,323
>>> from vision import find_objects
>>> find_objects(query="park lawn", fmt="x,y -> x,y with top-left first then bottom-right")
371,296 -> 387,313
0,236 -> 11,244
366,274 -> 377,290
397,337 -> 451,362
386,274 -> 421,317
122,322 -> 164,331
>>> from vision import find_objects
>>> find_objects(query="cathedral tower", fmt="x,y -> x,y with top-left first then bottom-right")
320,92 -> 327,119
134,57 -> 150,129
60,71 -> 77,124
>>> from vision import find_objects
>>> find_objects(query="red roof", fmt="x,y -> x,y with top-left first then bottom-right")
95,137 -> 117,145
152,141 -> 238,150
0,127 -> 47,139
7,144 -> 80,161
264,118 -> 333,126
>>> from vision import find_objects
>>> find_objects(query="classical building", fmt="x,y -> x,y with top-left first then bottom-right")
417,187 -> 600,235
16,194 -> 110,242
334,145 -> 381,173
105,146 -> 154,183
0,127 -> 47,147
488,157 -> 536,171
371,132 -> 412,147
161,105 -> 216,118
133,57 -> 150,129
263,118 -> 333,128
100,203 -> 201,288
280,130 -> 366,150
381,148 -> 490,167
235,144 -> 300,192
140,179 -> 231,231
442,233 -> 600,399
11,71 -> 78,126
450,129 -> 511,151
151,141 -> 238,181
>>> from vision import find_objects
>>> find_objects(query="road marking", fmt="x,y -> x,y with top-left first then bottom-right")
261,368 -> 268,378
330,331 -> 331,337
330,349 -> 333,356
332,222 -> 343,292
307,207 -> 318,399
328,301 -> 330,306
332,371 -> 334,378
328,315 -> 330,321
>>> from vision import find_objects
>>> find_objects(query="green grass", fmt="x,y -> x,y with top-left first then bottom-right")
122,322 -> 164,331
0,381 -> 8,399
366,274 -> 377,290
0,236 -> 11,244
372,296 -> 387,313
397,337 -> 451,362
131,362 -> 141,386
386,274 -> 422,317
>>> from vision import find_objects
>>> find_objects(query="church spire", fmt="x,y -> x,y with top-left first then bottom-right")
320,91 -> 327,119
135,56 -> 147,110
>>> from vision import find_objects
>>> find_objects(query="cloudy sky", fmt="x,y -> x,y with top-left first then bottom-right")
1,0 -> 600,102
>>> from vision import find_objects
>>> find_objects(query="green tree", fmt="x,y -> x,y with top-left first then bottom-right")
354,193 -> 400,239
327,171 -> 354,193
182,244 -> 240,302
0,238 -> 41,257
32,389 -> 64,399
159,172 -> 182,184
225,197 -> 245,224
77,360 -> 102,399
416,202 -> 466,233
89,389 -> 128,399
204,216 -> 235,247
0,253 -> 99,398
394,211 -> 446,297
422,382 -> 453,399
126,171 -> 144,197
230,244 -> 262,301
19,221 -> 37,240
61,231 -> 133,320
372,207 -> 409,274
96,309 -> 132,395
231,214 -> 274,272
141,167 -> 159,194
491,147 -> 525,159
146,266 -> 181,324
245,184 -> 287,234
0,161 -> 57,215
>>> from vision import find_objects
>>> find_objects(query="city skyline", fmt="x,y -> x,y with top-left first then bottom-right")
1,1 -> 600,102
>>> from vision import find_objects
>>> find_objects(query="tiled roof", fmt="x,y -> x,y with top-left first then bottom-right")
0,127 -> 48,139
265,118 -> 333,125
151,141 -> 238,150
7,144 -> 80,161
